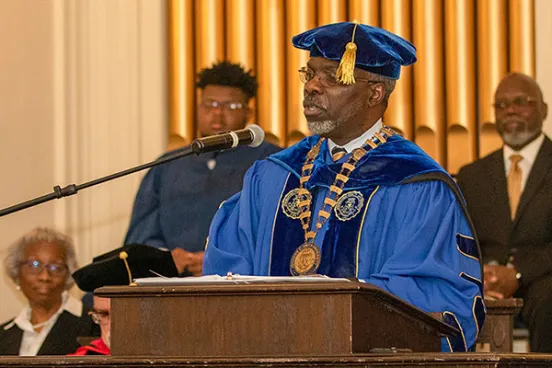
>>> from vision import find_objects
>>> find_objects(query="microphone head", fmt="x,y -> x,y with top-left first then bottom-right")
247,124 -> 265,147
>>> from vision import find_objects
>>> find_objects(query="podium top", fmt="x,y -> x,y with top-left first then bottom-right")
96,280 -> 458,337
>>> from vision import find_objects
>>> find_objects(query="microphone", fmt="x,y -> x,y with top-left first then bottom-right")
191,124 -> 265,154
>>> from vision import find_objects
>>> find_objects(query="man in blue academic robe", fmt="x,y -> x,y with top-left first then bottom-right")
203,22 -> 485,352
125,61 -> 280,275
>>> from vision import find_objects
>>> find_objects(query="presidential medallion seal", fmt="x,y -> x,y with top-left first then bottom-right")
335,191 -> 364,221
282,188 -> 312,219
290,242 -> 321,275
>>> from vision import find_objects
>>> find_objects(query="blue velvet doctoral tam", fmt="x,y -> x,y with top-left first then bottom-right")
292,22 -> 417,79
203,134 -> 485,352
124,142 -> 281,253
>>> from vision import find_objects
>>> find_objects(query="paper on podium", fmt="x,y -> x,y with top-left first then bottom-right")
134,273 -> 351,286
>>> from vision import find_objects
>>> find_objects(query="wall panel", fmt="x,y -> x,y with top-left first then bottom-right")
413,0 -> 445,165
256,0 -> 286,145
477,0 -> 508,157
168,0 -> 195,148
381,0 -> 414,139
509,0 -> 535,77
317,0 -> 347,24
286,0 -> 316,145
349,0 -> 380,26
226,0 -> 256,70
445,0 -> 477,174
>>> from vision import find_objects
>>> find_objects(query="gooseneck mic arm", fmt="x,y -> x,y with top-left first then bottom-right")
0,145 -> 194,217
0,124 -> 265,217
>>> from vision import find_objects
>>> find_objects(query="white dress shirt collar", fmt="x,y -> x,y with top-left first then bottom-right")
4,292 -> 83,356
327,119 -> 383,154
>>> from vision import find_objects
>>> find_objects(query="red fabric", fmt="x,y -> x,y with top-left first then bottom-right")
68,338 -> 110,356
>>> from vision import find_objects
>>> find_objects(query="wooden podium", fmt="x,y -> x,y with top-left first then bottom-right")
96,281 -> 457,357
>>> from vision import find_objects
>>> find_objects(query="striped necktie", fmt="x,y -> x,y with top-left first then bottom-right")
507,154 -> 523,219
331,147 -> 347,162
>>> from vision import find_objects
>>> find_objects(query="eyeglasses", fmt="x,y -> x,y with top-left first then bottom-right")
298,67 -> 380,88
493,96 -> 537,110
200,100 -> 246,111
89,309 -> 110,325
20,260 -> 67,276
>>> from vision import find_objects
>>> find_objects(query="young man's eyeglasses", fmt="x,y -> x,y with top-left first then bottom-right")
200,101 -> 246,112
298,67 -> 380,88
89,309 -> 110,325
20,260 -> 67,276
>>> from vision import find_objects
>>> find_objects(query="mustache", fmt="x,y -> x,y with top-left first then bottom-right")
303,96 -> 327,110
500,117 -> 526,125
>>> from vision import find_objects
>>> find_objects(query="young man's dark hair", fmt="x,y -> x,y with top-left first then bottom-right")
196,61 -> 258,100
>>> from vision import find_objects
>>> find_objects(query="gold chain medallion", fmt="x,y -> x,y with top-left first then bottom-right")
290,242 -> 322,276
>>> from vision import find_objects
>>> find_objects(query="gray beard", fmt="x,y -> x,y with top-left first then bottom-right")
502,131 -> 535,149
307,120 -> 338,136
501,124 -> 539,149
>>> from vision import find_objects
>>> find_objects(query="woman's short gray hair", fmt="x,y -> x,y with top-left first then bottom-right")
4,227 -> 79,290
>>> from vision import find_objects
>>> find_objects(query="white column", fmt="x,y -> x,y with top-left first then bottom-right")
0,0 -> 167,322
58,0 -> 167,266
0,0 -> 58,322
536,0 -> 552,136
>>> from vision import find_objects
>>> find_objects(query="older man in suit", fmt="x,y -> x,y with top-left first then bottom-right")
457,73 -> 552,352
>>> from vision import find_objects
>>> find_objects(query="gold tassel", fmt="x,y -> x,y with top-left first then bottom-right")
119,251 -> 136,286
336,20 -> 360,85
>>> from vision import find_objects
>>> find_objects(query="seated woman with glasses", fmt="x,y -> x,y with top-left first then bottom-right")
0,227 -> 99,355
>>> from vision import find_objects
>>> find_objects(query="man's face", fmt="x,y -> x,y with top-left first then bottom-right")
494,75 -> 548,150
302,57 -> 382,143
92,296 -> 111,348
197,85 -> 251,137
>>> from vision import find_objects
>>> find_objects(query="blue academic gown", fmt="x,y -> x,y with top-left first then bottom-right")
124,142 -> 281,252
203,134 -> 485,352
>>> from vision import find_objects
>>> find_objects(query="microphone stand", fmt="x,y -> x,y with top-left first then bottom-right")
0,145 -> 198,217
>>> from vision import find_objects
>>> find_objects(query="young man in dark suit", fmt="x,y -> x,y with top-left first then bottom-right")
457,73 -> 551,352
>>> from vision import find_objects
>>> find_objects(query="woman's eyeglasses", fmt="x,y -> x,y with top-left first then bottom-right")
20,260 -> 67,276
